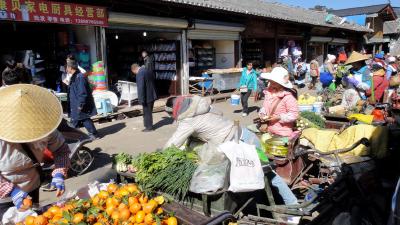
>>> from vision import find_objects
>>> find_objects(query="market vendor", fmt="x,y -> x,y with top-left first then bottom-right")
343,51 -> 371,89
259,67 -> 299,138
164,95 -> 298,206
0,84 -> 70,218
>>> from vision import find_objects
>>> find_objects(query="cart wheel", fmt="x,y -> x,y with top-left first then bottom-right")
70,146 -> 94,176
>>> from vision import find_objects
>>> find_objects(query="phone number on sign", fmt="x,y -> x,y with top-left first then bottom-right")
75,18 -> 105,25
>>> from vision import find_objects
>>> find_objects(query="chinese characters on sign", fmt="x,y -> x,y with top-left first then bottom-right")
0,0 -> 108,26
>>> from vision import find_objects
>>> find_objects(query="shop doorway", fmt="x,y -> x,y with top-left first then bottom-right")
105,29 -> 181,97
0,21 -> 99,90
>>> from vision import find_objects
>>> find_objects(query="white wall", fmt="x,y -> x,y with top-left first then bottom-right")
211,40 -> 235,69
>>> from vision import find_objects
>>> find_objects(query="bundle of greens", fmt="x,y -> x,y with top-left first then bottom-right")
113,152 -> 135,173
297,111 -> 326,130
132,146 -> 198,201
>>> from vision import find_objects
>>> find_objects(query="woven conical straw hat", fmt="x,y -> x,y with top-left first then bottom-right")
0,84 -> 62,143
345,51 -> 370,65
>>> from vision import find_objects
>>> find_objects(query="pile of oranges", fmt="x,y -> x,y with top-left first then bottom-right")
20,183 -> 178,225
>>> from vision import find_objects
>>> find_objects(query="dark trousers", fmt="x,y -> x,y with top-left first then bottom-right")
241,91 -> 252,114
0,188 -> 39,219
71,118 -> 97,135
142,101 -> 154,129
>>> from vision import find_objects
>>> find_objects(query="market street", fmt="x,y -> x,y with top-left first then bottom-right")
40,99 -> 259,205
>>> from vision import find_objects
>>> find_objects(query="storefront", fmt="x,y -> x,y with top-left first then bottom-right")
106,12 -> 187,96
187,20 -> 244,92
0,0 -> 107,89
308,36 -> 356,64
241,20 -> 276,69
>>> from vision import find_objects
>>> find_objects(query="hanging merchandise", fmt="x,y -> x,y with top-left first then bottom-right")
89,61 -> 107,91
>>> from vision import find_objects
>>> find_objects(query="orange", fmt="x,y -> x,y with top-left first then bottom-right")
42,211 -> 53,219
107,183 -> 119,194
135,211 -> 145,223
48,205 -> 61,216
129,203 -> 142,214
156,207 -> 163,215
33,215 -> 48,225
128,196 -> 139,206
59,218 -> 69,224
118,202 -> 128,210
106,205 -> 116,216
139,195 -> 148,204
167,217 -> 178,225
63,204 -> 74,212
153,196 -> 165,205
23,198 -> 33,208
119,208 -> 131,221
106,197 -> 120,207
94,223 -> 103,225
98,190 -> 109,199
126,184 -> 139,193
25,215 -> 35,225
16,223 -> 23,225
92,195 -> 101,206
142,203 -> 155,214
144,214 -> 154,224
72,213 -> 85,224
119,188 -> 130,197
111,210 -> 120,221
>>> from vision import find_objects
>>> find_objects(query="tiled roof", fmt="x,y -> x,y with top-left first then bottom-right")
161,0 -> 372,32
384,19 -> 400,35
329,4 -> 389,17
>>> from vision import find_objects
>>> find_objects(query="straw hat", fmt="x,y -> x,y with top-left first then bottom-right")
345,51 -> 370,65
0,84 -> 62,143
260,67 -> 293,89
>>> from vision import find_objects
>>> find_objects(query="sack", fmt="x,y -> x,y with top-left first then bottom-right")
240,85 -> 248,93
218,141 -> 265,192
390,75 -> 400,87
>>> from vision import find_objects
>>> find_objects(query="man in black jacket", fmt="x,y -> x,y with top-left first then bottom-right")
131,63 -> 157,132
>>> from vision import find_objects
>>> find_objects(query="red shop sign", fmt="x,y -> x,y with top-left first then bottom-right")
0,0 -> 108,27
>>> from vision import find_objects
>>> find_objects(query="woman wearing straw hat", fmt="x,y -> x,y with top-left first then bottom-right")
259,67 -> 299,138
0,84 -> 70,218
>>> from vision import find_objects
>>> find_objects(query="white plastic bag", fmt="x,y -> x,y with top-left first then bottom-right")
189,143 -> 229,193
218,141 -> 265,192
2,207 -> 37,225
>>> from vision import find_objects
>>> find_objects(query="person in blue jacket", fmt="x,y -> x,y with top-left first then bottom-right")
66,60 -> 98,139
238,62 -> 258,116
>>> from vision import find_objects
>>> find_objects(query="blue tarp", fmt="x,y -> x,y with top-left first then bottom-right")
345,15 -> 367,26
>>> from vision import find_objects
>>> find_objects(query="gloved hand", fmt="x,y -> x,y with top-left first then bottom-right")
51,173 -> 65,197
347,76 -> 359,87
10,187 -> 28,210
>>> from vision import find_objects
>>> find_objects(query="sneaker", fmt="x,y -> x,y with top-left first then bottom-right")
89,134 -> 99,140
242,113 -> 248,117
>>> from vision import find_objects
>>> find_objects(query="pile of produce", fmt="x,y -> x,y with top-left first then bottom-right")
114,147 -> 198,201
19,183 -> 178,225
113,153 -> 135,173
298,94 -> 322,105
297,111 -> 326,130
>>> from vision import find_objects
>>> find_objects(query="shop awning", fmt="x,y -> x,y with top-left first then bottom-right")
309,36 -> 350,44
108,12 -> 188,29
188,20 -> 245,40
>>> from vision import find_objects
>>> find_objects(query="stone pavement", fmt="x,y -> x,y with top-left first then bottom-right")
40,98 -> 262,205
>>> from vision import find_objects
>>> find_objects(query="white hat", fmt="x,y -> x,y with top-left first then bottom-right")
327,54 -> 336,62
260,67 -> 293,89
388,56 -> 396,63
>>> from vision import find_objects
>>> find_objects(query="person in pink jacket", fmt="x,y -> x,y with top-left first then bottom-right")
259,67 -> 299,138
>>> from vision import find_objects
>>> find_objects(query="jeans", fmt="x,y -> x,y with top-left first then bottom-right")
142,101 -> 154,129
71,118 -> 97,135
240,127 -> 298,205
240,91 -> 252,114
